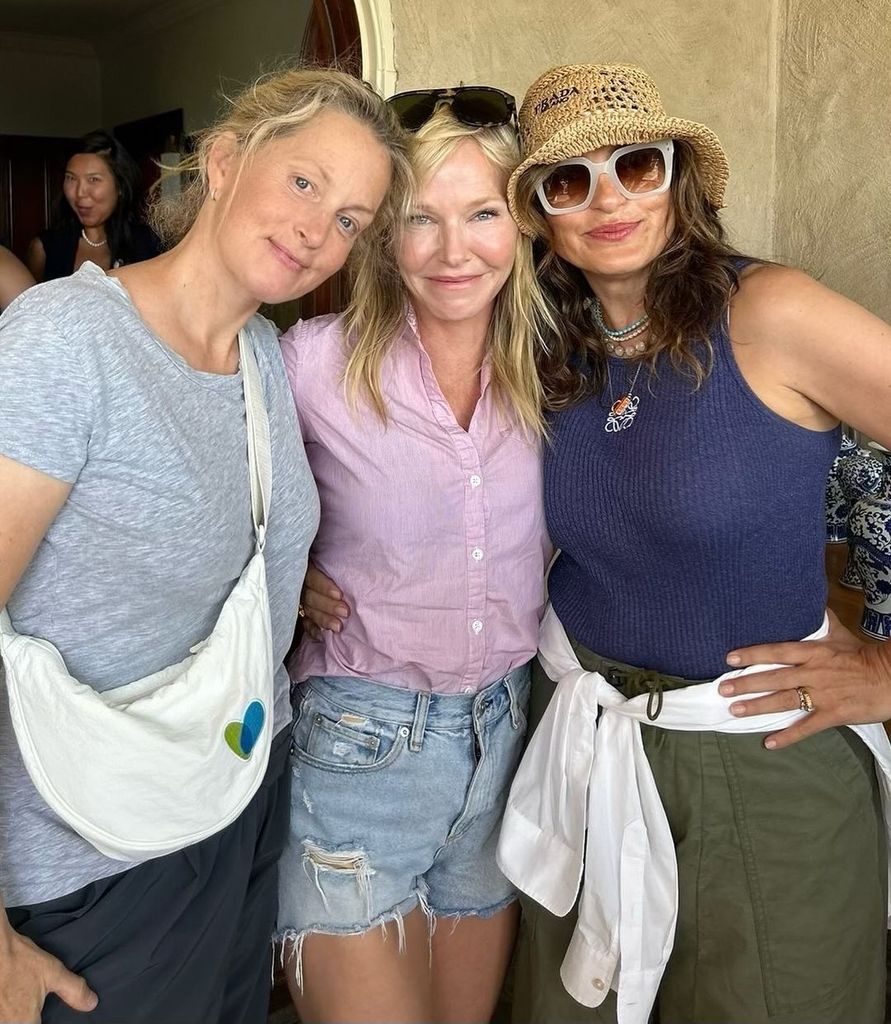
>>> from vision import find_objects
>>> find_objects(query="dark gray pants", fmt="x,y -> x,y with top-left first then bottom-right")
8,729 -> 291,1024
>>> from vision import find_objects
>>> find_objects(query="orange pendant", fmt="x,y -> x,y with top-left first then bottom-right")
611,395 -> 631,416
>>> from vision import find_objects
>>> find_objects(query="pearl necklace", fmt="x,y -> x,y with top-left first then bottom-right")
590,296 -> 650,359
81,229 -> 108,248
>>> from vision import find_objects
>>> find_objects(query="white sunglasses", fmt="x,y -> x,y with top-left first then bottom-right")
536,140 -> 675,214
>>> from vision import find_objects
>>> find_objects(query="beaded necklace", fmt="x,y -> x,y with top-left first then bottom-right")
590,296 -> 650,359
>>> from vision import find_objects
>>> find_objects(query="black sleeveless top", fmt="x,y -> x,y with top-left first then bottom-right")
39,224 -> 161,281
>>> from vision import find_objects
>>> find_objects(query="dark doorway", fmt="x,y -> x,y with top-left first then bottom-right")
302,0 -> 362,75
263,0 -> 364,330
0,134 -> 78,260
114,108 -> 185,209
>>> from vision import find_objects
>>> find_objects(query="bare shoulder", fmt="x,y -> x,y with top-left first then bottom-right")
0,453 -> 71,608
731,261 -> 890,443
0,247 -> 35,303
25,236 -> 46,281
0,254 -> 32,314
737,261 -> 814,298
735,263 -> 834,325
24,236 -> 44,259
732,262 -> 885,352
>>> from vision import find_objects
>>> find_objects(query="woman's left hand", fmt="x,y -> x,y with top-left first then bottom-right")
718,610 -> 891,748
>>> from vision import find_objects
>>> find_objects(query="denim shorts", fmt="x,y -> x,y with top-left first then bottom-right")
277,665 -> 530,956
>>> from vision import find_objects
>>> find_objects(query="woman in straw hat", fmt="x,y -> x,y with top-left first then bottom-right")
497,63 -> 891,1024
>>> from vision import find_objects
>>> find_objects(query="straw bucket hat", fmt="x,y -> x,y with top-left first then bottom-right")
507,63 -> 729,236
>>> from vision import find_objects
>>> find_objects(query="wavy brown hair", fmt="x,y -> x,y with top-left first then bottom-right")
514,141 -> 753,409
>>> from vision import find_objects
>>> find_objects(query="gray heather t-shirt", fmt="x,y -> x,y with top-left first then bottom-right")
0,263 -> 319,906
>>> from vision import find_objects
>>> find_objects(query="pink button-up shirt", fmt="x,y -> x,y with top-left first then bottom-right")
280,312 -> 550,694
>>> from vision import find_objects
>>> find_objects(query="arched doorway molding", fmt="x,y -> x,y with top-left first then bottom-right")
283,0 -> 398,325
353,0 -> 397,96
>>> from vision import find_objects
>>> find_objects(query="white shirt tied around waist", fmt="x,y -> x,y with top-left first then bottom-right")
496,603 -> 891,1024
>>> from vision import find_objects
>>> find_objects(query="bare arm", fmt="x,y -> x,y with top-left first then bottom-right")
721,266 -> 891,745
0,455 -> 70,606
731,264 -> 891,444
0,248 -> 35,311
0,454 -> 98,1021
24,238 -> 46,284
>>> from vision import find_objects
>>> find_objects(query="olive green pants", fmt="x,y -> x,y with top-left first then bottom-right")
511,653 -> 888,1024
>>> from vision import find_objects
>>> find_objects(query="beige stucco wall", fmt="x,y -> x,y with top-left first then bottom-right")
775,0 -> 890,321
390,0 -> 891,321
390,0 -> 779,260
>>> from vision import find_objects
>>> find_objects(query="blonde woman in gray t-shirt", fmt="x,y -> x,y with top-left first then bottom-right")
0,68 -> 409,1024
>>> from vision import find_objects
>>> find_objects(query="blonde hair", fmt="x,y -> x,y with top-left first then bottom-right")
343,106 -> 555,435
150,66 -> 411,278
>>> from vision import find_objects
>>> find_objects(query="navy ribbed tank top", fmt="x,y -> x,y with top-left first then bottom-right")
545,315 -> 840,679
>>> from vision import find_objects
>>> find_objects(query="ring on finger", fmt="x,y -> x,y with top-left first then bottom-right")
795,686 -> 815,713
297,603 -> 306,618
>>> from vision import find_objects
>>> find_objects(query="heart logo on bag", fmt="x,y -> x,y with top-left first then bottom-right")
224,700 -> 266,760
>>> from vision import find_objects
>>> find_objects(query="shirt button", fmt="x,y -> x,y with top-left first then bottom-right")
462,686 -> 474,694
592,978 -> 605,991
471,619 -> 483,634
471,547 -> 484,561
470,474 -> 482,488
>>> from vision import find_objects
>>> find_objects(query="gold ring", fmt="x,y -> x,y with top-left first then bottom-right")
297,603 -> 306,618
796,686 -> 815,713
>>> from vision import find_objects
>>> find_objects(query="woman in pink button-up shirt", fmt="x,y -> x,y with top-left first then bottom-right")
277,95 -> 553,1023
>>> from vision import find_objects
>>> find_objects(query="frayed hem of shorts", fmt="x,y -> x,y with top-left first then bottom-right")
276,888 -> 434,991
429,892 -> 519,927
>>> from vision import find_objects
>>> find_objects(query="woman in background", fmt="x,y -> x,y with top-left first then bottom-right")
27,130 -> 160,281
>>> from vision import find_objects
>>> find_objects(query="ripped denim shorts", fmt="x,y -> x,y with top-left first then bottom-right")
276,665 -> 530,974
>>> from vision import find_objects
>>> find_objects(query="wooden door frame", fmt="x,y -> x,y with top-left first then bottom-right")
302,0 -> 396,95
301,0 -> 362,75
272,0 -> 397,327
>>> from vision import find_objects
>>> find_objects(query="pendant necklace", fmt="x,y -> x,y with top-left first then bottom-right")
604,359 -> 644,433
588,294 -> 650,431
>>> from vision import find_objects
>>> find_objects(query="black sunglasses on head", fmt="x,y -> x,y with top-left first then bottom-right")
387,86 -> 517,132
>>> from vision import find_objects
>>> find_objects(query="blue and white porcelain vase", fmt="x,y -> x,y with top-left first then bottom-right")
824,434 -> 858,543
848,444 -> 891,641
837,446 -> 885,589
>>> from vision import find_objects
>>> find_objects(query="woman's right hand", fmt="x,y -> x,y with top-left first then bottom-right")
0,922 -> 98,1023
300,564 -> 350,641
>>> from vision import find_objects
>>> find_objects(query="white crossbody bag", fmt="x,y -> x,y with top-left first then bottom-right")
0,330 -> 275,862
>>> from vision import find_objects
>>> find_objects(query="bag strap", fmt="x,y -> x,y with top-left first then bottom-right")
237,330 -> 273,552
0,335 -> 273,642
